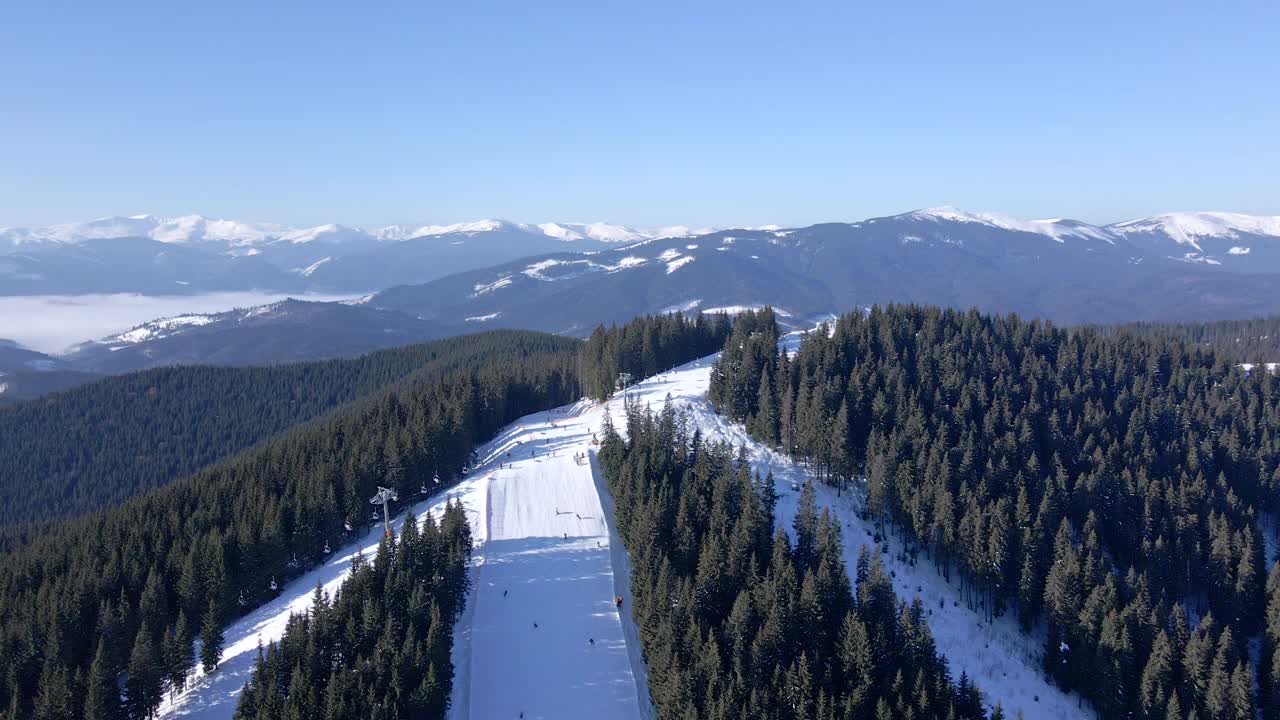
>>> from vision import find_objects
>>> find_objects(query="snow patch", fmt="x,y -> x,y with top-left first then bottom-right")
108,314 -> 217,344
293,256 -> 331,277
465,312 -> 501,323
471,276 -> 514,297
611,256 -> 648,270
414,219 -> 507,236
665,255 -> 694,274
1229,246 -> 1251,255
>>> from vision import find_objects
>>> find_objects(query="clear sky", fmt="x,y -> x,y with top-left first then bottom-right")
1,0 -> 1276,228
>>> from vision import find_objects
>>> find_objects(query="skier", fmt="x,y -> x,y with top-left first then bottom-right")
589,638 -> 595,646
533,622 -> 538,629
576,513 -> 581,520
503,589 -> 508,598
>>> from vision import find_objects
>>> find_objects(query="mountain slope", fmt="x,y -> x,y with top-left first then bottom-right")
0,215 -> 705,294
63,298 -> 443,372
0,330 -> 581,528
0,340 -> 101,404
371,210 -> 1280,328
6,208 -> 1278,297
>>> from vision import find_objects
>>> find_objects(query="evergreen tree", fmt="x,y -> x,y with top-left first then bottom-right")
200,598 -> 224,674
84,639 -> 122,720
126,624 -> 163,720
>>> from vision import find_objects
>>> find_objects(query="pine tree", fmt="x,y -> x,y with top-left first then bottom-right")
200,598 -> 224,674
84,638 -> 122,720
126,625 -> 163,720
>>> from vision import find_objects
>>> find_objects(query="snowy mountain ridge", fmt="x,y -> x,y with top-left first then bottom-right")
8,208 -> 1277,250
1109,211 -> 1280,249
0,214 -> 713,248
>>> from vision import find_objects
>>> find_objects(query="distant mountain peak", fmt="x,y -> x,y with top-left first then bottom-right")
897,206 -> 1117,244
1109,211 -> 1280,249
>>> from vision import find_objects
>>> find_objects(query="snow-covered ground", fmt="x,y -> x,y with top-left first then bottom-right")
159,398 -> 653,720
160,327 -> 1087,720
452,401 -> 650,720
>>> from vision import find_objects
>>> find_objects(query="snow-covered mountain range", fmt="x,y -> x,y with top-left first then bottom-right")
5,206 -> 1280,391
0,214 -> 719,294
371,206 -> 1280,335
4,207 -> 1279,294
0,214 -> 704,249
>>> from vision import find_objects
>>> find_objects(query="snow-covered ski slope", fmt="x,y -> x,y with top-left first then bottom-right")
452,402 -> 650,720
161,327 -> 1088,720
159,397 -> 653,720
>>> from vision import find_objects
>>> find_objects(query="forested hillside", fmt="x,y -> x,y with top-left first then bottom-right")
233,503 -> 471,720
577,311 -> 732,401
712,304 -> 1276,717
0,311 -> 735,719
598,402 -> 989,720
0,339 -> 579,720
0,330 -> 580,529
1097,313 -> 1280,364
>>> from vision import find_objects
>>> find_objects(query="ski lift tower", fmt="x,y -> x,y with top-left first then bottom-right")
617,372 -> 633,411
370,486 -> 398,538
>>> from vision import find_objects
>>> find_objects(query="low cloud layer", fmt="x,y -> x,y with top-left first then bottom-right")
0,292 -> 356,354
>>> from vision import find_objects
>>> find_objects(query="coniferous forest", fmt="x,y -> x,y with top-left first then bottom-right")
598,402 -> 989,720
1099,313 -> 1280,364
233,502 -> 471,720
0,313 -> 733,720
0,334 -> 579,720
578,311 -> 732,401
711,304 -> 1280,717
0,330 -> 581,530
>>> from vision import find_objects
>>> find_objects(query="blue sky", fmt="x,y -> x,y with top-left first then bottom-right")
1,0 -> 1276,228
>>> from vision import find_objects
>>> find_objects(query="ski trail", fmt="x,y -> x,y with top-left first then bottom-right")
462,406 -> 645,720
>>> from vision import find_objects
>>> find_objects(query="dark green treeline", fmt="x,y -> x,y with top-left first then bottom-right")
0,335 -> 577,720
578,312 -> 732,401
0,330 -> 581,530
234,502 -> 471,720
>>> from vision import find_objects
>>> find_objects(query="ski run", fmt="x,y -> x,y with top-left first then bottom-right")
160,329 -> 1090,720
